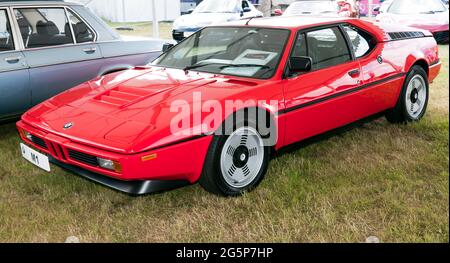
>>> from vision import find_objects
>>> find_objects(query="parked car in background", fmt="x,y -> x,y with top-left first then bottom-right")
180,0 -> 199,15
0,1 -> 166,121
376,0 -> 449,43
282,0 -> 340,17
377,0 -> 393,13
358,0 -> 381,16
17,16 -> 441,196
172,0 -> 263,41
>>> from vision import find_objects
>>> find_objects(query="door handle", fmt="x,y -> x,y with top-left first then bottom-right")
4,56 -> 21,63
348,69 -> 360,78
82,47 -> 97,54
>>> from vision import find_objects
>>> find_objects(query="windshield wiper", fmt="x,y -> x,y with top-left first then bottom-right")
420,11 -> 436,14
183,62 -> 224,72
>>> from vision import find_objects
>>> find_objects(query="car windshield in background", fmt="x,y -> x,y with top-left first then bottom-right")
193,0 -> 241,13
284,1 -> 338,16
154,27 -> 290,79
389,0 -> 447,14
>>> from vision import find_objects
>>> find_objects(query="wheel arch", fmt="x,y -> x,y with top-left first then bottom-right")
411,59 -> 430,77
405,52 -> 430,77
217,106 -> 280,151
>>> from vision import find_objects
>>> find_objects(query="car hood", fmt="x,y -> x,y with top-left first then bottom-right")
23,67 -> 262,154
173,12 -> 241,31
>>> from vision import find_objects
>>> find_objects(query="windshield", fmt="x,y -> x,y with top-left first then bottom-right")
153,27 -> 290,79
389,0 -> 447,14
193,0 -> 241,14
284,1 -> 338,16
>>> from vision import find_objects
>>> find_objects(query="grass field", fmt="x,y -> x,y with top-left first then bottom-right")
0,28 -> 448,242
107,21 -> 174,40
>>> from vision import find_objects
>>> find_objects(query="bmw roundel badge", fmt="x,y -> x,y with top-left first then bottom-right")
377,55 -> 383,64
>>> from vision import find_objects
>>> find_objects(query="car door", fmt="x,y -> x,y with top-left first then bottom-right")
282,26 -> 362,146
341,24 -> 399,112
0,7 -> 30,119
13,6 -> 102,106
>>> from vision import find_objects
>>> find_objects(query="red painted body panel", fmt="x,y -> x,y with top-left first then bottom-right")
17,17 -> 441,186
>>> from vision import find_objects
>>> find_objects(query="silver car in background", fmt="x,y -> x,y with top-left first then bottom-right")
172,0 -> 263,41
0,1 -> 166,121
282,0 -> 340,17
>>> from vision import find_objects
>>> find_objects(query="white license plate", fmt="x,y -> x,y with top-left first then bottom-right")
20,143 -> 51,172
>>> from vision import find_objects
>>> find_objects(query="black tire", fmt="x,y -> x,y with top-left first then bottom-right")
199,120 -> 271,197
386,65 -> 429,123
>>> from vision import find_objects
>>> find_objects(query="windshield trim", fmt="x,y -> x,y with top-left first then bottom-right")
153,26 -> 292,80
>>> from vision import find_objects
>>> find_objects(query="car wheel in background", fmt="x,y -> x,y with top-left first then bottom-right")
386,65 -> 429,123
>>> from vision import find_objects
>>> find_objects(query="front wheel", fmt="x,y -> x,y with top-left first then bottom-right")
200,126 -> 270,196
386,66 -> 429,123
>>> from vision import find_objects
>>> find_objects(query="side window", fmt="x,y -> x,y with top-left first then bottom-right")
67,9 -> 95,43
0,10 -> 14,51
15,8 -> 74,49
306,27 -> 351,71
343,25 -> 376,58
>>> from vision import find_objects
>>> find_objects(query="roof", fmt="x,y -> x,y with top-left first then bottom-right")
225,16 -> 353,29
0,1 -> 81,7
222,16 -> 403,42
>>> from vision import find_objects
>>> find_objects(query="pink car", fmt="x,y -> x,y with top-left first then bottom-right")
376,0 -> 449,43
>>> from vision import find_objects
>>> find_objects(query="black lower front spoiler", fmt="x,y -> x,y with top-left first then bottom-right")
49,157 -> 190,195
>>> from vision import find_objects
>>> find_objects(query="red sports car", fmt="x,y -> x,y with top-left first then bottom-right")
17,17 -> 441,196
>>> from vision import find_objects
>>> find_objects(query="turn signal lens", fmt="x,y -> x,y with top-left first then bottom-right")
97,157 -> 122,173
141,153 -> 157,162
25,132 -> 32,140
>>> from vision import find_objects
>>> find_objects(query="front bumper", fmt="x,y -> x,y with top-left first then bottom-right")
433,31 -> 449,43
172,29 -> 199,42
50,157 -> 189,195
172,30 -> 185,41
17,120 -> 213,194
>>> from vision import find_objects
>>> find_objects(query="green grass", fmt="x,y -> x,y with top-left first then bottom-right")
0,44 -> 448,243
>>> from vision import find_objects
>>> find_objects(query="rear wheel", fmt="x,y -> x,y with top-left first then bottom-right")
386,66 -> 429,123
200,124 -> 270,196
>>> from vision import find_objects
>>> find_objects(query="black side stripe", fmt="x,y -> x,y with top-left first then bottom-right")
146,135 -> 208,152
277,73 -> 406,115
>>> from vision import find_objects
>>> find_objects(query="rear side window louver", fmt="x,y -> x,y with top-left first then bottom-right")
388,31 -> 425,41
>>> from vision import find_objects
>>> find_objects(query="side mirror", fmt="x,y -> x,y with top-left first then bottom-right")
243,7 -> 252,12
162,43 -> 175,52
273,9 -> 283,16
187,8 -> 194,14
289,56 -> 312,73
